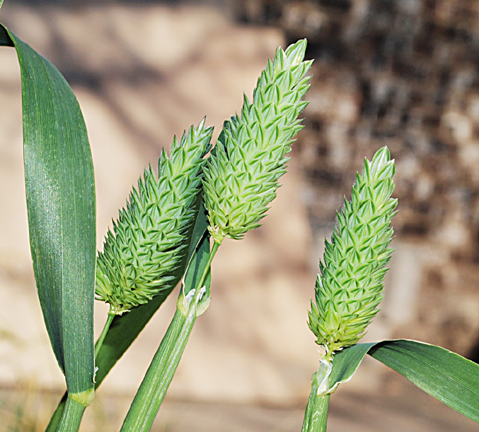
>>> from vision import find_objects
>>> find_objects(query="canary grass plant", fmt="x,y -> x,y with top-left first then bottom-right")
1,2 -> 479,431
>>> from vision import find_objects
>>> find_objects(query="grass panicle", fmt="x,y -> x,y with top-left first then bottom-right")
95,119 -> 213,314
203,39 -> 312,243
308,147 -> 397,359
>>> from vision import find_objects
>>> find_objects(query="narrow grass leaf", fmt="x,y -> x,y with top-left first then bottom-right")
94,200 -> 209,386
120,218 -> 212,432
328,343 -> 375,393
330,339 -> 479,423
0,25 -> 96,395
369,339 -> 479,423
182,210 -> 211,297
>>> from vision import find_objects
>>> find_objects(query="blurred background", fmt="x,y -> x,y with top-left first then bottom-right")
1,0 -> 479,430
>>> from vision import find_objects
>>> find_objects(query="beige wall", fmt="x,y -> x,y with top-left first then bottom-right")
0,3 -> 324,404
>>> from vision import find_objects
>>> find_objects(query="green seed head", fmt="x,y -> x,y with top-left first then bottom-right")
308,147 -> 397,358
95,120 -> 213,314
203,39 -> 312,243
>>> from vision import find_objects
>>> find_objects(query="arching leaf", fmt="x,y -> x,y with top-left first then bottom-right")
330,339 -> 479,423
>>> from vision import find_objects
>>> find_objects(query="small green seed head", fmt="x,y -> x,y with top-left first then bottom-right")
95,120 -> 213,314
203,39 -> 312,243
308,147 -> 397,358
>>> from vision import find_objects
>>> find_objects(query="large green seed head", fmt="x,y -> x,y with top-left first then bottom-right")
203,39 -> 312,243
308,147 -> 397,357
95,120 -> 213,314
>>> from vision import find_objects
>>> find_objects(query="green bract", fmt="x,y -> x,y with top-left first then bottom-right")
95,120 -> 213,314
308,147 -> 397,358
203,39 -> 312,243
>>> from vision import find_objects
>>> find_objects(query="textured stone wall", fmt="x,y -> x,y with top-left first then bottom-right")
237,0 -> 479,357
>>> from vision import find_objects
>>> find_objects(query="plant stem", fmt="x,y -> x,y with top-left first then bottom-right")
56,394 -> 86,432
302,360 -> 332,432
120,291 -> 199,432
120,244 -> 219,432
302,392 -> 330,432
95,311 -> 115,358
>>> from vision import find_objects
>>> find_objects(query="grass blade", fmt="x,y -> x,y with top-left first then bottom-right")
0,25 -> 96,396
95,201 -> 209,386
369,339 -> 479,423
331,339 -> 479,423
328,343 -> 375,393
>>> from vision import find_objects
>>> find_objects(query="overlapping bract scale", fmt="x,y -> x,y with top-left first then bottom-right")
308,147 -> 397,357
95,120 -> 213,314
203,39 -> 312,243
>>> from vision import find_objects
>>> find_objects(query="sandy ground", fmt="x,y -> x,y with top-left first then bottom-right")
0,3 -> 477,431
1,379 -> 477,431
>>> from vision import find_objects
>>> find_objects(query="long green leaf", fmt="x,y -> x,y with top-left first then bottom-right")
328,343 -> 375,393
0,25 -> 96,395
330,339 -> 479,423
370,340 -> 479,423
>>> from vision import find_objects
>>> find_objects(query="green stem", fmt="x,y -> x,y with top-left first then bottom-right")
56,395 -> 86,432
301,361 -> 332,432
120,292 -> 200,432
120,244 -> 219,432
95,311 -> 115,358
302,393 -> 330,432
